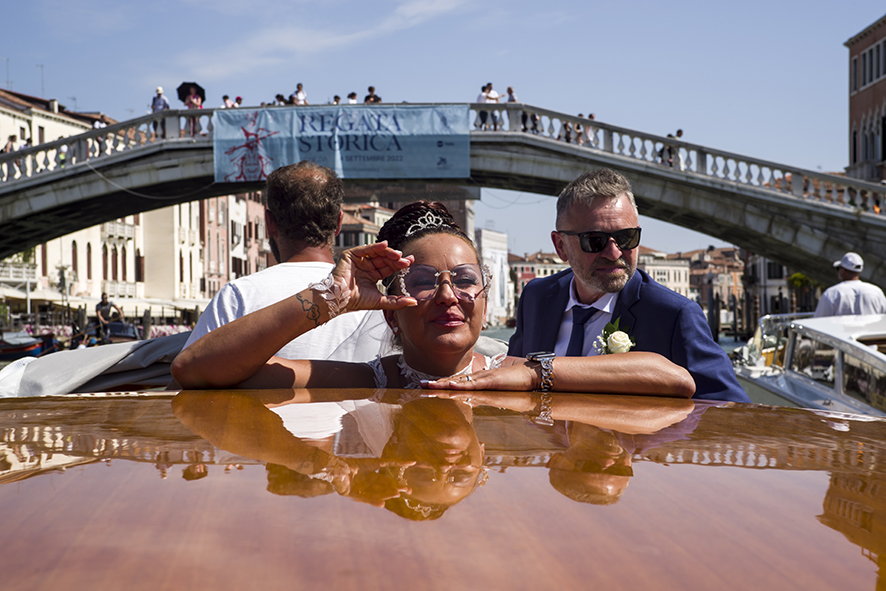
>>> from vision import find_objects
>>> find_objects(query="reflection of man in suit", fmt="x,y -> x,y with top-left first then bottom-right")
508,168 -> 748,402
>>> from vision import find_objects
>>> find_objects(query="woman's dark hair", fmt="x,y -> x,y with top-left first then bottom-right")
376,201 -> 472,252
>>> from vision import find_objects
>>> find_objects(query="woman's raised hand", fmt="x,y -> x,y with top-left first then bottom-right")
334,242 -> 416,312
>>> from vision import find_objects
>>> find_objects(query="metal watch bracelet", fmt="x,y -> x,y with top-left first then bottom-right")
531,392 -> 554,427
526,352 -> 555,426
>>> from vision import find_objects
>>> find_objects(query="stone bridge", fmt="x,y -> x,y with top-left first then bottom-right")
1,103 -> 885,287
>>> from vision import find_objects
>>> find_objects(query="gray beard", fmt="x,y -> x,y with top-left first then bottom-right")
577,257 -> 636,294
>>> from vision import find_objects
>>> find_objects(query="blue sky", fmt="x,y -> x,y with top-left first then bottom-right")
3,0 -> 884,254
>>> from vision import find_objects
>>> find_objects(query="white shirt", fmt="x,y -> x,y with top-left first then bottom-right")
347,98 -> 357,104
151,94 -> 170,112
553,278 -> 618,357
485,90 -> 500,103
183,262 -> 387,361
814,279 -> 886,317
293,90 -> 307,105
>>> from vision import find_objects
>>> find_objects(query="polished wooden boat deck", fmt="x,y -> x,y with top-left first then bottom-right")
1,390 -> 884,590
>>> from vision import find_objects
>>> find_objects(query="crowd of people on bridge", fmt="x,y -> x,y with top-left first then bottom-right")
202,84 -> 385,110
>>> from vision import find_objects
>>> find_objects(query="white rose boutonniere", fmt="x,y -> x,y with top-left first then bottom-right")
593,318 -> 636,355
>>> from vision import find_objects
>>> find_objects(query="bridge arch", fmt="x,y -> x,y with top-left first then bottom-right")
1,104 -> 885,287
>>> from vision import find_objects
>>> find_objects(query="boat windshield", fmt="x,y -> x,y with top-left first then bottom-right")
843,354 -> 886,411
746,313 -> 814,367
788,335 -> 835,387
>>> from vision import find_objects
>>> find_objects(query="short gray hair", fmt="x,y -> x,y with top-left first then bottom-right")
556,169 -> 637,225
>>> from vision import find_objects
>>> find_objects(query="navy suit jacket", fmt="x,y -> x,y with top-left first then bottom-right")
508,268 -> 749,402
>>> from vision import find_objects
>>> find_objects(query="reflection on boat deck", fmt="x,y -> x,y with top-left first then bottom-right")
3,391 -> 886,589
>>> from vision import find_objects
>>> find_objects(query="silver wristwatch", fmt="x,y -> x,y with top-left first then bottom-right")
527,351 -> 555,391
527,352 -> 555,427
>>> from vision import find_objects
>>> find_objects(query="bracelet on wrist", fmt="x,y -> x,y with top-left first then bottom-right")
531,392 -> 554,427
526,351 -> 555,392
308,273 -> 351,319
525,352 -> 555,426
308,455 -> 352,495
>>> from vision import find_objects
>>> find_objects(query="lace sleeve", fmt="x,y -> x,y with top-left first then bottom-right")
366,356 -> 387,402
484,351 -> 507,370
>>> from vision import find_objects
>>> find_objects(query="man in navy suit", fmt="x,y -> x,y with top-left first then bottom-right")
508,168 -> 748,402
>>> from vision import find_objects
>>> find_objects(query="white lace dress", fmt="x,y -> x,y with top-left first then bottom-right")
367,353 -> 506,404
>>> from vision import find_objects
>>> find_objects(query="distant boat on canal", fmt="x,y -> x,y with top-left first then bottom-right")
0,332 -> 59,361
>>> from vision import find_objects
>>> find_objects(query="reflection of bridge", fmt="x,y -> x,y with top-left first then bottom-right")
2,104 -> 886,286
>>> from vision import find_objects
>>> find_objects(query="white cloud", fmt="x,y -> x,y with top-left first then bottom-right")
179,0 -> 470,80
37,0 -> 139,35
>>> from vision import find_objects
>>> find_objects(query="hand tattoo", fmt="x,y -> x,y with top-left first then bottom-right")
298,447 -> 326,474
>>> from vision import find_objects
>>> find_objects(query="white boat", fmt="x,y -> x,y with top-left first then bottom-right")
733,313 -> 886,416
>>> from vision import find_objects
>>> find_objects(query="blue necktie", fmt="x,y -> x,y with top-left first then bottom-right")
566,307 -> 598,357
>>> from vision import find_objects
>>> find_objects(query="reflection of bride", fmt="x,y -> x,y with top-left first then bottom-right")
173,392 -> 485,520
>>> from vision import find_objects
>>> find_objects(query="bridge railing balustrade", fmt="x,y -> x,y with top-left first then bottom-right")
3,104 -> 884,218
471,103 -> 886,216
0,110 -> 215,183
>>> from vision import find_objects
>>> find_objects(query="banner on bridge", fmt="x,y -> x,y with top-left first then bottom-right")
213,104 -> 469,182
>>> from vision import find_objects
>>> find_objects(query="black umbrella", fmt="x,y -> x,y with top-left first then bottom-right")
176,82 -> 206,104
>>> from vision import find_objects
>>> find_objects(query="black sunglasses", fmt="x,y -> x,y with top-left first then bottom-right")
557,227 -> 642,253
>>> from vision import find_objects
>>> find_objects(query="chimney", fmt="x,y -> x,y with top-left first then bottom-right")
49,99 -> 58,114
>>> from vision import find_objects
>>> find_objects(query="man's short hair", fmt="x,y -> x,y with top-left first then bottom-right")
556,168 -> 637,225
265,161 -> 344,247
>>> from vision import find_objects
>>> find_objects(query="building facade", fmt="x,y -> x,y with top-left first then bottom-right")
845,13 -> 886,181
744,253 -> 791,317
508,251 -> 570,305
475,228 -> 511,326
636,247 -> 691,297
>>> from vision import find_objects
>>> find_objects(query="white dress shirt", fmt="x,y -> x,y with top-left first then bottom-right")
553,278 -> 618,357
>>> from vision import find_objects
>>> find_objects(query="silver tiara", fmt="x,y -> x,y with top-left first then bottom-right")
403,497 -> 437,518
404,211 -> 446,238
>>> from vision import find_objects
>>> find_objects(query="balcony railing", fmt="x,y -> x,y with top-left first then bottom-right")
101,280 -> 137,298
0,262 -> 37,282
101,221 -> 135,240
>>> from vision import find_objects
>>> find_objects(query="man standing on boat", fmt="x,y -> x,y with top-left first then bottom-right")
95,293 -> 124,344
182,161 -> 383,361
508,168 -> 748,403
813,252 -> 886,317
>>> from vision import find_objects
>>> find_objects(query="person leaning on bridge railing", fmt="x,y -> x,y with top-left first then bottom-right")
151,86 -> 170,139
2,135 -> 21,175
506,86 -> 529,133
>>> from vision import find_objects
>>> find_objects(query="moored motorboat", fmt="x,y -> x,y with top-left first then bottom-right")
0,332 -> 59,361
733,313 -> 886,416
